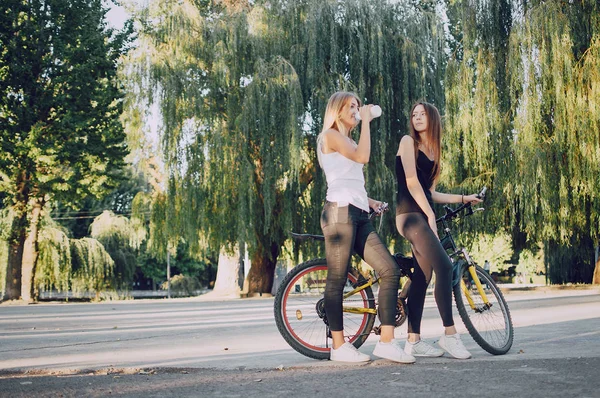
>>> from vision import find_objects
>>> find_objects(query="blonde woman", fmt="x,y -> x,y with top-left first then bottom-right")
318,91 -> 415,364
395,102 -> 482,360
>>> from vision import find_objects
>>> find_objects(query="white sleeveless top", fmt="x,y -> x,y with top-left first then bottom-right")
318,139 -> 369,212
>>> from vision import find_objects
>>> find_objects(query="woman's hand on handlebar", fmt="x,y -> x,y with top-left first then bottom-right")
369,199 -> 388,215
463,193 -> 483,205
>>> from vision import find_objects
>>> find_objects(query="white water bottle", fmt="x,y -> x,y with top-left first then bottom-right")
354,105 -> 382,121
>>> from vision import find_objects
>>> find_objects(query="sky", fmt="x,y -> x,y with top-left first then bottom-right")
105,1 -> 129,30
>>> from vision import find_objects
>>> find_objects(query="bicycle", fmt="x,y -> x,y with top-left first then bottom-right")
274,187 -> 514,360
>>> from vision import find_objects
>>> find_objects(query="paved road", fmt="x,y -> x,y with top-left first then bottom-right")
0,287 -> 599,397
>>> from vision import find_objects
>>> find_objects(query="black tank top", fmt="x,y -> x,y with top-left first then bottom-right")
395,150 -> 436,215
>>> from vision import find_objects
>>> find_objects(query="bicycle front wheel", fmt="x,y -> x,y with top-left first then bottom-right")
454,263 -> 514,355
274,258 -> 376,360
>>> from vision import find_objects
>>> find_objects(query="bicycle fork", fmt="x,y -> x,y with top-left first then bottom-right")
456,249 -> 492,312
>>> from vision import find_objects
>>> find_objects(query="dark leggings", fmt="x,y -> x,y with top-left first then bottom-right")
396,212 -> 454,334
321,202 -> 400,332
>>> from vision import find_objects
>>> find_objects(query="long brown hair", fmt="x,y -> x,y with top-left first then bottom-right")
409,101 -> 442,183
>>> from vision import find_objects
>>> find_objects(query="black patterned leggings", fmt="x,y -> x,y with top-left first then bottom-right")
396,212 -> 455,334
321,202 -> 400,331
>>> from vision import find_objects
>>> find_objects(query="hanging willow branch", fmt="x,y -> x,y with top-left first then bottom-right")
70,237 -> 115,299
444,0 -> 600,282
89,210 -> 146,288
35,226 -> 71,294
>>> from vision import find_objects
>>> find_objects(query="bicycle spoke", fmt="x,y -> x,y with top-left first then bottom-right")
454,264 -> 514,355
274,260 -> 376,359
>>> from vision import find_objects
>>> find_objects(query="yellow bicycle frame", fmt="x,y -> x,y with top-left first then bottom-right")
341,250 -> 493,315
342,277 -> 378,315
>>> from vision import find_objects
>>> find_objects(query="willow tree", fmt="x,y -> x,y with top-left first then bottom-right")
444,0 -> 600,283
14,213 -> 129,299
442,0 -> 514,239
34,225 -> 71,296
506,1 -> 600,283
89,210 -> 145,289
125,0 -> 446,294
0,0 -> 131,301
1,212 -> 73,297
70,237 -> 115,300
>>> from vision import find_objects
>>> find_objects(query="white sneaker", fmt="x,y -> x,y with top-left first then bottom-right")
372,339 -> 416,364
438,333 -> 472,359
330,343 -> 371,363
404,340 -> 444,357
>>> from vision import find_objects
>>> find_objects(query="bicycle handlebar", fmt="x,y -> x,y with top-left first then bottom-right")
436,186 -> 487,224
291,187 -> 485,241
368,202 -> 389,220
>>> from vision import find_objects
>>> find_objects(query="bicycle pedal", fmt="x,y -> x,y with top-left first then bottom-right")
373,325 -> 381,335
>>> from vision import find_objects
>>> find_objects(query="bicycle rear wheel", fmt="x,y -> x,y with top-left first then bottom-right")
274,258 -> 376,360
453,263 -> 514,355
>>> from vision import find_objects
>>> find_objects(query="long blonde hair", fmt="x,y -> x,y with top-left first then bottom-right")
409,101 -> 442,183
317,91 -> 361,167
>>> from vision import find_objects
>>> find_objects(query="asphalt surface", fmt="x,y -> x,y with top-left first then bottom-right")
1,285 -> 599,397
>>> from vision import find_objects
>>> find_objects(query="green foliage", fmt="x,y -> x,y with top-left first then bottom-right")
466,233 -> 513,273
130,190 -> 167,281
90,210 -> 145,288
145,192 -> 169,261
0,0 -> 132,210
35,225 -> 71,294
443,0 -> 514,237
169,242 -> 216,287
546,236 -> 596,284
518,244 -> 544,276
129,191 -> 216,287
443,0 -> 600,283
70,237 -> 115,298
507,1 -> 600,281
51,167 -> 150,239
134,251 -> 164,285
0,0 -> 133,298
162,274 -> 201,296
124,0 -> 446,290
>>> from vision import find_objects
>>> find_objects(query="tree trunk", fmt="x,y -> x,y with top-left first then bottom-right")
2,209 -> 27,301
246,240 -> 279,295
203,246 -> 241,298
2,235 -> 24,301
21,200 -> 43,302
593,245 -> 600,285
